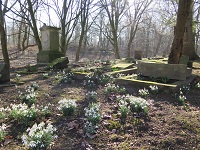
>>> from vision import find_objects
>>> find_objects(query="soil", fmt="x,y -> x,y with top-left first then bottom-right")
0,48 -> 200,150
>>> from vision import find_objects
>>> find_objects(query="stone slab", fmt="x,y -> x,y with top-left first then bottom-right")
137,61 -> 191,80
107,67 -> 137,77
72,72 -> 90,80
112,63 -> 135,69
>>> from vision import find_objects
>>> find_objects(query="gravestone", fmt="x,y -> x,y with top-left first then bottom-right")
37,25 -> 64,64
0,63 -> 10,83
134,51 -> 142,60
137,61 -> 192,80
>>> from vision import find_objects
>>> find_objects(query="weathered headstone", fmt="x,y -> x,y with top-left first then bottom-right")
37,25 -> 64,64
134,51 -> 142,60
137,61 -> 192,80
0,63 -> 10,83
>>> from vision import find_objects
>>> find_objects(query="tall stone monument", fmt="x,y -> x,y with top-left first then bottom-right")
37,25 -> 64,64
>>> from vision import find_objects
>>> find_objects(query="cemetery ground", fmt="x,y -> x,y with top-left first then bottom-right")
0,49 -> 200,150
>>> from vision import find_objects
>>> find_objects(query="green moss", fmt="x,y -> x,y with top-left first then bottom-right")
26,64 -> 38,72
47,57 -> 65,69
108,120 -> 121,130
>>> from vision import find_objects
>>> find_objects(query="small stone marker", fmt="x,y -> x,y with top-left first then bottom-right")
134,51 -> 142,60
37,25 -> 64,64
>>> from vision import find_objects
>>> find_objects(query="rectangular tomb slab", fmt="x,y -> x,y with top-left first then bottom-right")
115,74 -> 196,92
137,61 -> 192,80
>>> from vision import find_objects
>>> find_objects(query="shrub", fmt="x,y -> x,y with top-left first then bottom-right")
129,97 -> 149,114
21,122 -> 57,150
15,74 -> 21,84
85,91 -> 97,101
84,103 -> 101,125
19,86 -> 37,107
0,108 -> 6,120
138,88 -> 149,98
177,90 -> 186,106
104,83 -> 126,96
57,98 -> 77,116
0,124 -> 6,142
119,100 -> 129,123
61,72 -> 75,83
83,70 -> 113,89
9,103 -> 37,124
149,85 -> 159,94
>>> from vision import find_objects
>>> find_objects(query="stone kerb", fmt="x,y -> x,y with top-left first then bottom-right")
137,61 -> 192,80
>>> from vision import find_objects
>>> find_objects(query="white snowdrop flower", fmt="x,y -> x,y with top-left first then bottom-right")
29,140 -> 36,148
21,134 -> 28,145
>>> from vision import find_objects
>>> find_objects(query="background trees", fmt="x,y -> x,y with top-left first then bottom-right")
1,0 -> 200,65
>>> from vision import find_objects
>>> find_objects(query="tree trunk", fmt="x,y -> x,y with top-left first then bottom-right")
145,28 -> 150,58
0,1 -> 9,64
127,27 -> 134,58
153,34 -> 163,57
182,0 -> 199,60
75,33 -> 84,62
22,25 -> 28,51
17,20 -> 23,51
168,0 -> 193,64
27,0 -> 42,51
60,0 -> 67,55
0,0 -> 10,81
113,33 -> 120,59
60,20 -> 66,54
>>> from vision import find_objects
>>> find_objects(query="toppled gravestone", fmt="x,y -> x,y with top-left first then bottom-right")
0,63 -> 10,83
47,57 -> 69,70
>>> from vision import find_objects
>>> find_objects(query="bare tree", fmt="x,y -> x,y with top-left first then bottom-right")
26,0 -> 42,51
126,0 -> 152,58
0,0 -> 17,82
75,0 -> 93,62
10,0 -> 43,51
50,0 -> 80,55
100,0 -> 128,59
0,0 -> 9,64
